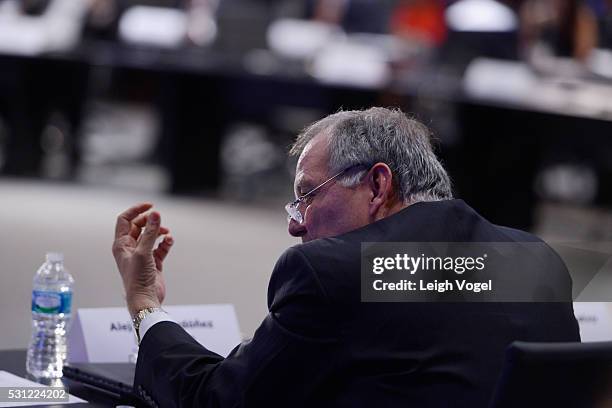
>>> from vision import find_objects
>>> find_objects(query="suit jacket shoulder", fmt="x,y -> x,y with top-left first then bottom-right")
267,246 -> 340,340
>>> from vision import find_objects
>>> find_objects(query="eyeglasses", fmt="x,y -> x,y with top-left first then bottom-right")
285,164 -> 366,224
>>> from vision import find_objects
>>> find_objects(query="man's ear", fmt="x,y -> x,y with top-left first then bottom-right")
367,163 -> 395,219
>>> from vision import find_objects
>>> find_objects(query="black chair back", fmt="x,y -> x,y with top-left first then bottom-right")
489,341 -> 612,408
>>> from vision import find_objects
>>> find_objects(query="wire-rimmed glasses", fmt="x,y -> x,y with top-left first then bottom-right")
285,164 -> 366,224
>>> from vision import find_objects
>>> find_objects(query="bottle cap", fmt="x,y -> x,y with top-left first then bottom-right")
45,252 -> 64,263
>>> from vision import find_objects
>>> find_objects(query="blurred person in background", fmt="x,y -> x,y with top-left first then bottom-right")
579,0 -> 612,47
595,0 -> 612,47
390,0 -> 447,47
520,0 -> 599,62
83,0 -> 120,40
112,107 -> 579,407
308,0 -> 394,33
308,0 -> 448,45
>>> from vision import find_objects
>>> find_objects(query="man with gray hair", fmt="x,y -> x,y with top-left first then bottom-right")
113,107 -> 579,407
285,107 -> 452,242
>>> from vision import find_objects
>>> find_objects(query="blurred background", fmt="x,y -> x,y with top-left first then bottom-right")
1,0 -> 612,349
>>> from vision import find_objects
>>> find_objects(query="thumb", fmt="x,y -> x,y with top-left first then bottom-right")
138,211 -> 161,252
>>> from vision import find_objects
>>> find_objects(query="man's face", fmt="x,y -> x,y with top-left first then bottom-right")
288,133 -> 371,242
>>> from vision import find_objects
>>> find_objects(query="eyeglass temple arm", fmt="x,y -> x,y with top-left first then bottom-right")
294,168 -> 350,202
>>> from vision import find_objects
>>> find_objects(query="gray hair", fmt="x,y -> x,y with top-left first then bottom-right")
289,107 -> 453,204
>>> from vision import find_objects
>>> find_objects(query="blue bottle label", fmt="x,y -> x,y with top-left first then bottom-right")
32,291 -> 72,314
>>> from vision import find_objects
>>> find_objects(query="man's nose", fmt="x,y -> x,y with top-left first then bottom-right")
288,218 -> 307,238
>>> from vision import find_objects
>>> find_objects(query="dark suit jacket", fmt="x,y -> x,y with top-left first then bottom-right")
135,199 -> 580,407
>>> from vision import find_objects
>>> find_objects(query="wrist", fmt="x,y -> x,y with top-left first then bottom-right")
132,306 -> 166,345
127,295 -> 160,318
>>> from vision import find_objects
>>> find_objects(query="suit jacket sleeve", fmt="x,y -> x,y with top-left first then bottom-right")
134,247 -> 340,408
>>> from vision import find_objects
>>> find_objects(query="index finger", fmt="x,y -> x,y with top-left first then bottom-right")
115,202 -> 153,239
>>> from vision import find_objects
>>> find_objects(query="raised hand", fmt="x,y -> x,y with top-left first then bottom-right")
112,203 -> 174,317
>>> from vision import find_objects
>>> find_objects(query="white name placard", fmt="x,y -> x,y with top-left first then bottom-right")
573,302 -> 612,342
68,304 -> 242,363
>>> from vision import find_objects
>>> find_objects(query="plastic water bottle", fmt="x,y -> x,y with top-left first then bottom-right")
26,252 -> 74,379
